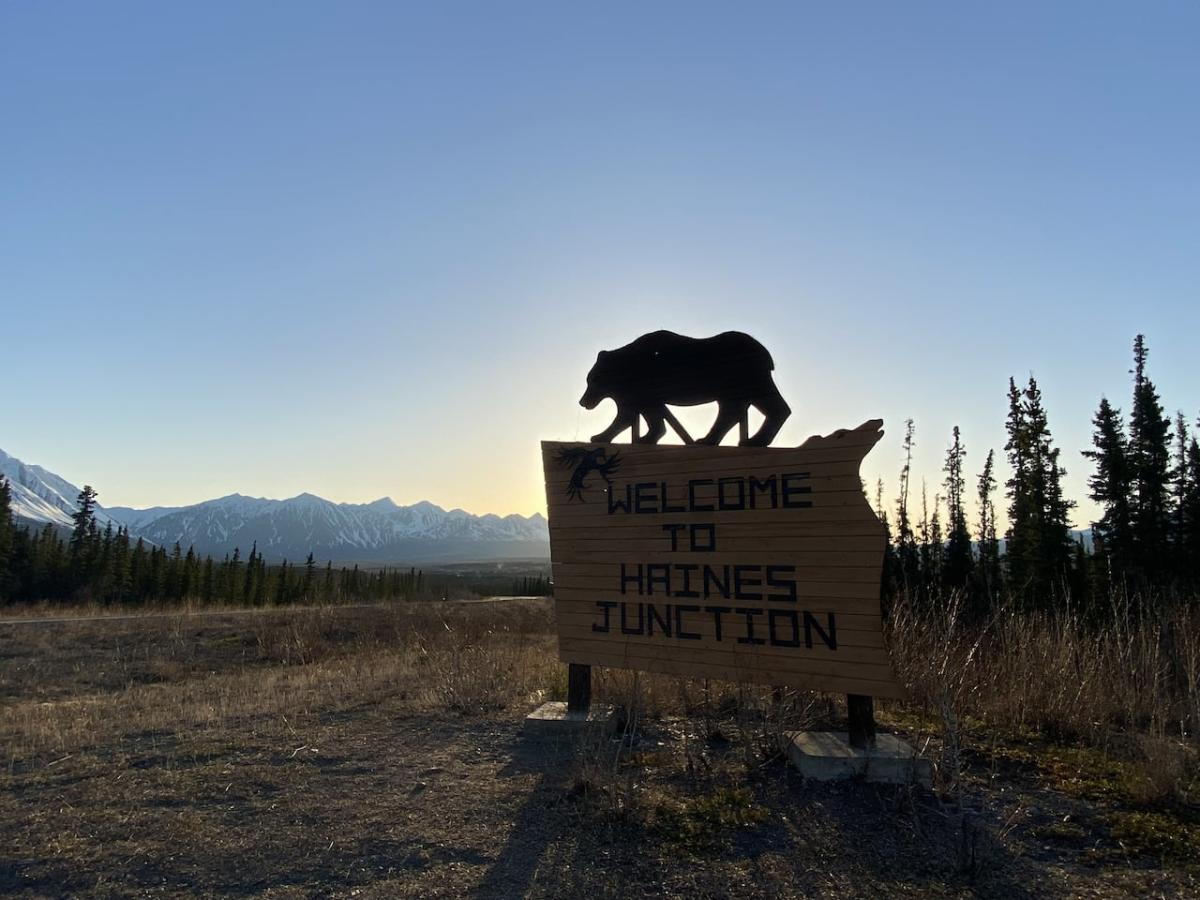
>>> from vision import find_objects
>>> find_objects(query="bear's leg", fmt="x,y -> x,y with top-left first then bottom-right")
700,401 -> 748,445
637,406 -> 668,444
746,381 -> 792,447
592,404 -> 638,443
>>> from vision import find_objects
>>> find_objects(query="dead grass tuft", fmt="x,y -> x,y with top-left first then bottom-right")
1,600 -> 557,771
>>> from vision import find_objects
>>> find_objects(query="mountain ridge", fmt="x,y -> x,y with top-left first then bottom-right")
2,447 -> 549,563
1,448 -> 121,529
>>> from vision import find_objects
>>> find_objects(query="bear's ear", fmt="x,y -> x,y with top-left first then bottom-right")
597,349 -> 610,359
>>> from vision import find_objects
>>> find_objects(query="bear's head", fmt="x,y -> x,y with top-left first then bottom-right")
579,349 -> 615,409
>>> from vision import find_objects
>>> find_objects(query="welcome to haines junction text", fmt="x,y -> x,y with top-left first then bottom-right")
542,418 -> 906,699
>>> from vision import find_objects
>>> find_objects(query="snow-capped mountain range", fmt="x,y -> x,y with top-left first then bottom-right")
1,448 -> 548,563
1,449 -> 121,530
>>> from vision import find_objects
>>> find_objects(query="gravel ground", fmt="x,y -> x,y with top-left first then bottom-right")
1,606 -> 1195,898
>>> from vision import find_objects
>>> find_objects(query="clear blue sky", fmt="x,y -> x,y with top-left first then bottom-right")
3,2 -> 1198,529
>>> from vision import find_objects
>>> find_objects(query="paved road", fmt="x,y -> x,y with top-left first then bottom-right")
0,596 -> 542,627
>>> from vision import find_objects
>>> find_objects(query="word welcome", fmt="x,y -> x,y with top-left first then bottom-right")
607,473 -> 813,515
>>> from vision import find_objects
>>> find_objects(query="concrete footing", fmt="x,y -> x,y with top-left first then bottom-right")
783,731 -> 932,787
523,702 -> 618,741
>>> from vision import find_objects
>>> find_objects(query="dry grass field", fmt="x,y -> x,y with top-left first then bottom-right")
2,597 -> 1198,898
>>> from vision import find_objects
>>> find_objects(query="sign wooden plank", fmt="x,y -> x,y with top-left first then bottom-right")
541,418 -> 906,699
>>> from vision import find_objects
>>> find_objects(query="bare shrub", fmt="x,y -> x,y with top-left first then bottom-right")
886,588 -> 1200,803
1128,734 -> 1198,805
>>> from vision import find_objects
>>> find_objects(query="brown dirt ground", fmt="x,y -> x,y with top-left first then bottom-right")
1,604 -> 1196,898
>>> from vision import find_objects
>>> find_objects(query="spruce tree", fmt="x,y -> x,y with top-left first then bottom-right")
1182,426 -> 1200,583
130,537 -> 146,599
915,483 -> 942,598
976,449 -> 1001,605
894,419 -> 919,594
304,552 -> 316,600
928,491 -> 943,593
0,476 -> 13,600
69,485 -> 99,590
1128,335 -> 1172,575
97,521 -> 115,600
227,547 -> 242,602
1004,378 -> 1034,593
874,477 -> 898,602
1028,376 -> 1075,599
276,560 -> 289,604
112,528 -> 132,602
201,556 -> 215,604
253,554 -> 268,606
1005,376 -> 1074,606
1170,413 -> 1191,577
943,426 -> 973,590
182,546 -> 197,599
244,542 -> 258,604
149,546 -> 166,599
166,542 -> 183,600
1083,396 -> 1134,579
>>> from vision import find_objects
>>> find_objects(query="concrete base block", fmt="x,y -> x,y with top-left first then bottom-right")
523,702 -> 617,741
783,731 -> 932,787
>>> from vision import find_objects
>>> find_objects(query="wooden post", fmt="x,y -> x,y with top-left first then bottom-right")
567,663 -> 592,712
847,694 -> 876,748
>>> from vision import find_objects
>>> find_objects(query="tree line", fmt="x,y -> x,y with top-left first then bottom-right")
880,334 -> 1199,617
0,484 -> 436,606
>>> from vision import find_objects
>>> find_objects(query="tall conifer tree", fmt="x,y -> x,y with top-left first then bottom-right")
1005,376 -> 1074,606
1169,413 -> 1191,575
943,426 -> 973,590
0,476 -> 13,600
1004,378 -> 1034,592
1182,424 -> 1200,582
1083,396 -> 1134,579
976,449 -> 1000,604
304,552 -> 316,599
1128,335 -> 1171,574
894,419 -> 919,594
69,485 -> 99,583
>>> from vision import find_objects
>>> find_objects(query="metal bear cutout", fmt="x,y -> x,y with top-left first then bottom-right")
579,330 -> 791,446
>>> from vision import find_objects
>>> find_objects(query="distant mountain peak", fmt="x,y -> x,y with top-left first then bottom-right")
2,447 -> 550,563
287,492 -> 329,506
0,447 -> 119,529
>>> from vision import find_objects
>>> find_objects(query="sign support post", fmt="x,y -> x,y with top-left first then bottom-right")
846,693 -> 876,748
567,662 -> 592,712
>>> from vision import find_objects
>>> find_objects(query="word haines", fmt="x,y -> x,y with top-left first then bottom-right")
617,561 -> 799,601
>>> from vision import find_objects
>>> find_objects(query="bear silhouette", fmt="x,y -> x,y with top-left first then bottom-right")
580,330 -> 791,447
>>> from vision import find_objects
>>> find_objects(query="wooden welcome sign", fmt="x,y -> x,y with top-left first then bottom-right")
541,330 -> 905,715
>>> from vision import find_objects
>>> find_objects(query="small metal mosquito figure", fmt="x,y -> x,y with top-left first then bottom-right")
555,446 -> 621,502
